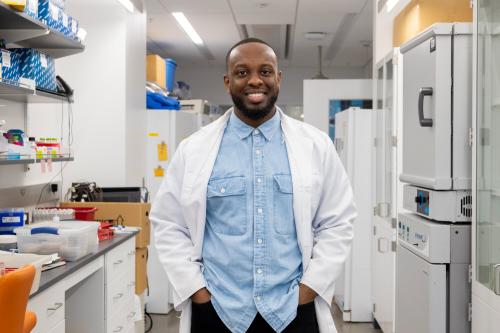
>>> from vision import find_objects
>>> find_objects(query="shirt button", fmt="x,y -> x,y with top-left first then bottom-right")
220,188 -> 226,194
257,238 -> 263,244
255,149 -> 261,155
257,268 -> 263,274
257,178 -> 262,184
257,208 -> 263,214
254,129 -> 260,135
256,296 -> 261,301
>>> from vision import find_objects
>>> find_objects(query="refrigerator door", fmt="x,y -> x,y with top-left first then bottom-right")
400,23 -> 472,190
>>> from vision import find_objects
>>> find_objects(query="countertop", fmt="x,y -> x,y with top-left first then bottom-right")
31,231 -> 138,297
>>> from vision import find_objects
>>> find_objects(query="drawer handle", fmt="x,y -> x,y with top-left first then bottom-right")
113,259 -> 123,265
418,87 -> 433,127
113,326 -> 124,332
47,302 -> 63,311
127,311 -> 136,319
128,250 -> 136,256
113,293 -> 124,300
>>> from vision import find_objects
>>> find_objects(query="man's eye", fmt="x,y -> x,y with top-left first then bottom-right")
261,70 -> 272,76
237,70 -> 247,76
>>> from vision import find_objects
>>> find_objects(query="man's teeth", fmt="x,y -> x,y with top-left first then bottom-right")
248,93 -> 264,96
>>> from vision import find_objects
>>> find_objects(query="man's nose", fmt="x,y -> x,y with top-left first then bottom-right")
248,72 -> 263,86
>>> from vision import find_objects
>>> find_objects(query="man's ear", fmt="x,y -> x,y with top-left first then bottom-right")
224,74 -> 230,93
277,70 -> 282,86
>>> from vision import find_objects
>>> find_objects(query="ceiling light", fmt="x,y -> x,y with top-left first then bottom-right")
386,0 -> 400,12
172,12 -> 204,45
116,0 -> 134,13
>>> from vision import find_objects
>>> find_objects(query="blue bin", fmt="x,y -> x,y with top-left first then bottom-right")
165,58 -> 177,92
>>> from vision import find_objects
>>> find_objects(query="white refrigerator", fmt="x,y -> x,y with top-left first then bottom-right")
333,107 -> 373,322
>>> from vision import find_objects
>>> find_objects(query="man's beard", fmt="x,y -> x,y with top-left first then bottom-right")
231,93 -> 278,121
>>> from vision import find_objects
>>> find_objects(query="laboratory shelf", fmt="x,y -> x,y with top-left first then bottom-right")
0,2 -> 85,59
0,156 -> 74,166
0,81 -> 69,103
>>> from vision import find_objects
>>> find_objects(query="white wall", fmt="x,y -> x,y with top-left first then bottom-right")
0,0 -> 147,201
303,79 -> 373,134
175,65 -> 368,107
374,0 -> 411,64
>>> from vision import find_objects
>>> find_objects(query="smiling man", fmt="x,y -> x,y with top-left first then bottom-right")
151,38 -> 356,333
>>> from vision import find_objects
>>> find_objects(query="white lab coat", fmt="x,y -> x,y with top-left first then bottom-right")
150,108 -> 356,333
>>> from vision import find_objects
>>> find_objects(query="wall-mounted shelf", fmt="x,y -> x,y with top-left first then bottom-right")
0,81 -> 69,103
0,156 -> 74,166
0,2 -> 85,59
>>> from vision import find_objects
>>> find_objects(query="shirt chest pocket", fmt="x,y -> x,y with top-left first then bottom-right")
207,176 -> 247,235
273,174 -> 295,235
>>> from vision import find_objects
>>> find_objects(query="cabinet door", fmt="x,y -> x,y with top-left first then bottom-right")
372,219 -> 395,333
401,31 -> 453,190
474,0 -> 500,330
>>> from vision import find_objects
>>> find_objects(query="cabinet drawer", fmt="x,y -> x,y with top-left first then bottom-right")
28,286 -> 65,333
106,279 -> 127,318
107,300 -> 135,333
106,238 -> 135,285
47,320 -> 65,333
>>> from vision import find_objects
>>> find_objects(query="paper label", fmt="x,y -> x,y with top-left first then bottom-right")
62,12 -> 68,27
40,54 -> 48,68
28,0 -> 38,15
49,3 -> 59,21
2,216 -> 21,224
2,51 -> 11,68
71,20 -> 77,33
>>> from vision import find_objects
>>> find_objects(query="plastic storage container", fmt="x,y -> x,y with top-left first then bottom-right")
15,221 -> 99,261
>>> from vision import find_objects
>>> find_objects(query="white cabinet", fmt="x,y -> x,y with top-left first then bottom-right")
28,284 -> 65,333
371,50 -> 400,333
105,238 -> 136,333
473,0 -> 500,330
333,107 -> 373,322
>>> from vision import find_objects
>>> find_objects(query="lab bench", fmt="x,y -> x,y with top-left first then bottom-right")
28,232 -> 138,333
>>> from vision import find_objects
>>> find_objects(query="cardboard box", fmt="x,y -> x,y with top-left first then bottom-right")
147,55 -> 166,89
135,247 -> 148,295
12,48 -> 57,91
1,49 -> 22,84
60,202 -> 151,248
38,0 -> 63,32
393,0 -> 472,47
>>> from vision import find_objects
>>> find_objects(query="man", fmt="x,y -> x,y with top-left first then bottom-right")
150,38 -> 356,333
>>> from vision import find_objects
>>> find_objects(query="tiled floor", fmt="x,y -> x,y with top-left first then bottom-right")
148,304 -> 381,333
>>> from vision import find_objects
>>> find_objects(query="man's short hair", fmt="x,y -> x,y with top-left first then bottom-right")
225,38 -> 277,70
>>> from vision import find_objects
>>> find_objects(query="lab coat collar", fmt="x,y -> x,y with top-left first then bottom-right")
229,108 -> 281,141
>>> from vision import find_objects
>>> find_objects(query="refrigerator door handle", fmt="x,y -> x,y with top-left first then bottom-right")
418,87 -> 434,127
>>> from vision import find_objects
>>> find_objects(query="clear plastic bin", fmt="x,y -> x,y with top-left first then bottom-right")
14,221 -> 99,261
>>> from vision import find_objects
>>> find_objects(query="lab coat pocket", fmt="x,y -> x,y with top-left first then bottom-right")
207,176 -> 247,235
273,174 -> 295,235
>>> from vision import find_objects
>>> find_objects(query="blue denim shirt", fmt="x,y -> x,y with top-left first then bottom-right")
202,110 -> 303,333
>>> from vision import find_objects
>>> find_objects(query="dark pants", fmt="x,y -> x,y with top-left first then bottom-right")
191,301 -> 320,333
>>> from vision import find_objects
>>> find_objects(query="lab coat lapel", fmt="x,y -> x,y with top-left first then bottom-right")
183,110 -> 231,247
281,111 -> 314,253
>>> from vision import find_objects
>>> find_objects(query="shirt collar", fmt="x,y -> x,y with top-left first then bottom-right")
229,108 -> 281,141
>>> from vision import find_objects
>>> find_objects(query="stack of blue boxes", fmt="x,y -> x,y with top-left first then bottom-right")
14,49 -> 57,91
38,0 -> 79,40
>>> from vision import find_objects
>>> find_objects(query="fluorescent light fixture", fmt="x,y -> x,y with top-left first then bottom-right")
386,0 -> 400,12
172,12 -> 204,45
117,0 -> 134,13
